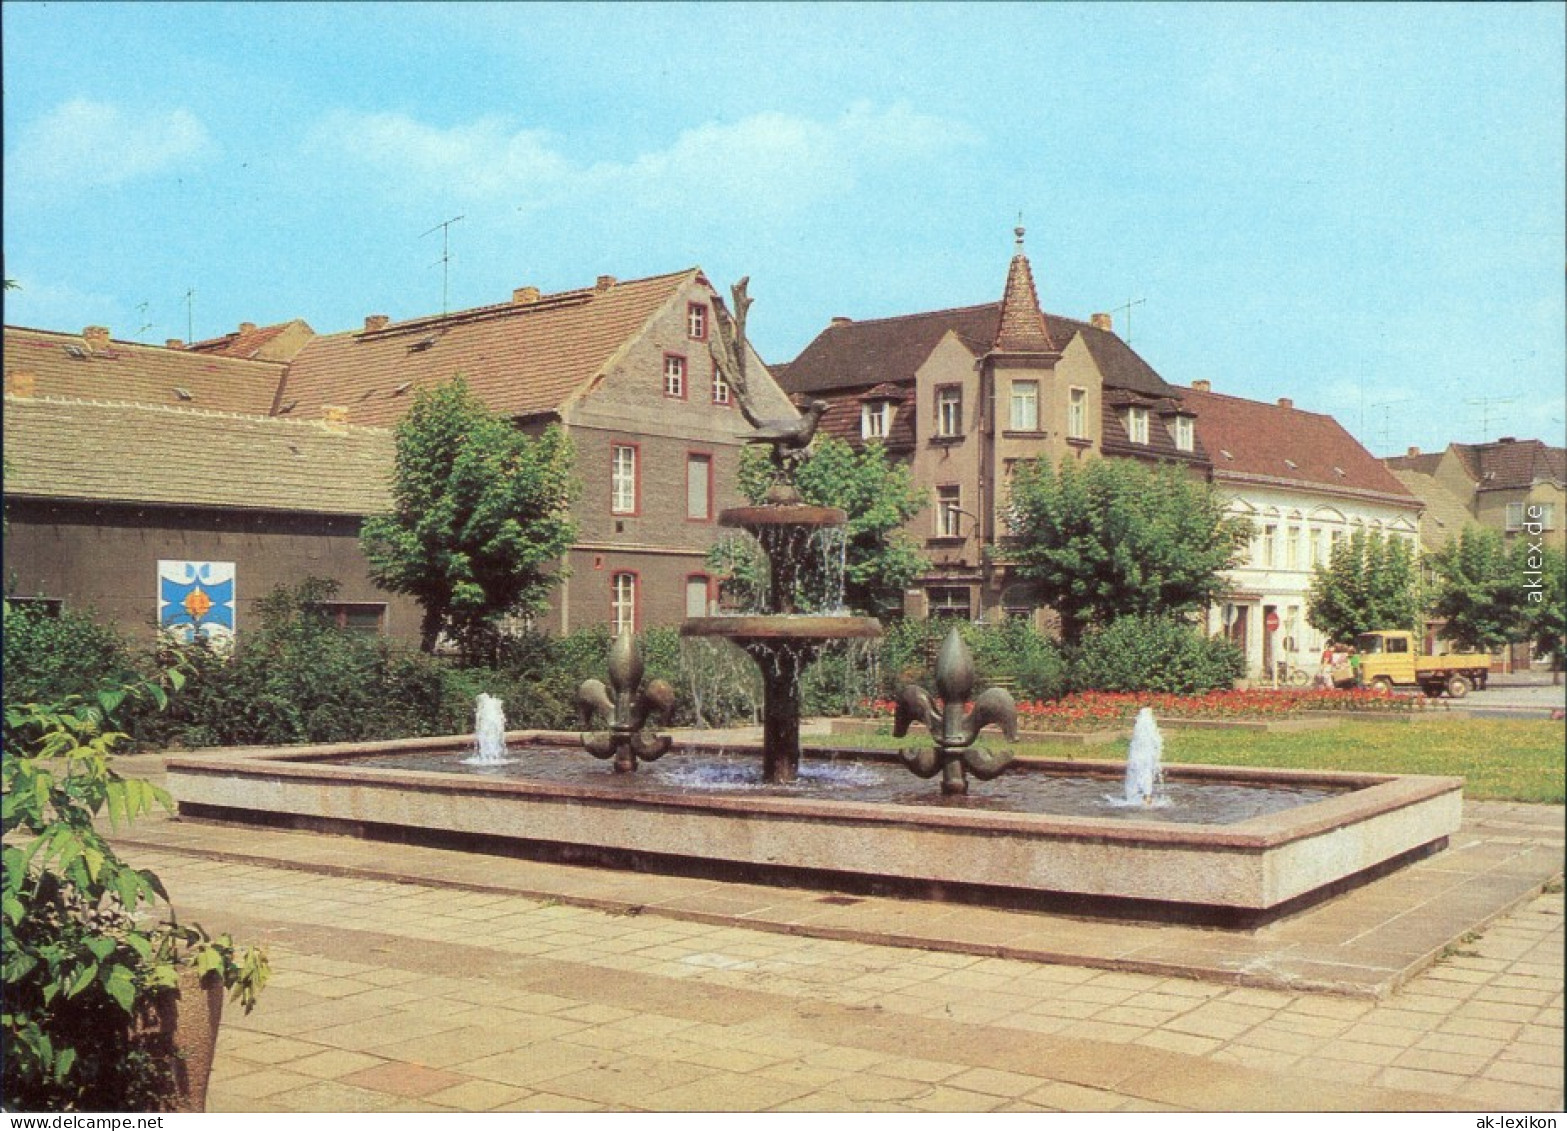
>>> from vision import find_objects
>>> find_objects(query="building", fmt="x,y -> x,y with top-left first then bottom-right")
1182,385 -> 1423,678
1385,439 -> 1564,553
775,230 -> 1208,621
3,268 -> 793,643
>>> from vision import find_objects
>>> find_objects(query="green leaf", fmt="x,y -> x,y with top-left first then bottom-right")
102,964 -> 136,1013
67,962 -> 99,998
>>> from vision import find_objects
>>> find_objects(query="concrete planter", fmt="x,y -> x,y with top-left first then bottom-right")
131,968 -> 224,1112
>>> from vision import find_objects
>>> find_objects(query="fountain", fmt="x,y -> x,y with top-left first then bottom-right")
464,693 -> 511,766
161,278 -> 1465,926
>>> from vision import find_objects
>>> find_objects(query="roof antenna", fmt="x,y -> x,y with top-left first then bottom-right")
1464,396 -> 1517,439
1110,296 -> 1146,344
422,215 -> 465,316
184,288 -> 196,345
135,301 -> 153,343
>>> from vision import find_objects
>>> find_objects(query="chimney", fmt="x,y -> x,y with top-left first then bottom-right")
239,321 -> 257,334
1191,379 -> 1211,392
1277,397 -> 1294,410
1406,446 -> 1421,458
7,371 -> 38,397
512,286 -> 540,305
165,338 -> 184,350
322,405 -> 349,433
595,275 -> 617,292
830,316 -> 853,327
1090,312 -> 1113,332
83,326 -> 110,351
363,314 -> 390,332
1498,436 -> 1516,444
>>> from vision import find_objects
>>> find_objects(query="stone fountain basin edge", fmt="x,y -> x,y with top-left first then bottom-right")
163,734 -> 1463,923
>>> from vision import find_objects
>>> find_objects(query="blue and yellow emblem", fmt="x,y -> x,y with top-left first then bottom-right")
158,561 -> 236,642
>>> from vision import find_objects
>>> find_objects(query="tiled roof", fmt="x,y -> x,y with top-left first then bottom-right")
1453,439 -> 1566,492
187,319 -> 314,361
994,254 -> 1057,353
1387,467 -> 1477,548
3,396 -> 393,515
1100,399 -> 1210,466
3,326 -> 284,414
1181,387 -> 1416,503
814,384 -> 917,451
779,303 -> 1174,399
277,270 -> 697,426
1383,450 -> 1445,477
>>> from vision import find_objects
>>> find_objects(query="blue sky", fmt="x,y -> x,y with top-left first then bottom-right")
4,1 -> 1563,456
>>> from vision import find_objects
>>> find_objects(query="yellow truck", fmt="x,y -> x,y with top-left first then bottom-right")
1352,630 -> 1491,698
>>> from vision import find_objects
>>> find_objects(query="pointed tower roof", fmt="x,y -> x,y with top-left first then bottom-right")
992,226 -> 1058,354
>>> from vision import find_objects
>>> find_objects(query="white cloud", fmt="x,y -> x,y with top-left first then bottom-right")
9,99 -> 215,190
308,103 -> 973,214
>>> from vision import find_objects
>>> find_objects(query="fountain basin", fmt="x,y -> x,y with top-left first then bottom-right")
165,736 -> 1462,926
681,615 -> 883,642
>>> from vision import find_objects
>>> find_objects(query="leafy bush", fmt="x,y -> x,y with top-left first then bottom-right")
873,617 -> 1068,702
3,672 -> 268,1110
1072,614 -> 1246,694
2,601 -> 139,711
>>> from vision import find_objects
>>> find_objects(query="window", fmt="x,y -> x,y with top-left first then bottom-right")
685,575 -> 711,618
316,602 -> 386,634
1506,502 -> 1526,531
1125,406 -> 1149,445
1538,504 -> 1557,530
712,370 -> 731,405
611,444 -> 638,514
936,386 -> 962,437
1261,524 -> 1277,568
1009,381 -> 1039,431
6,597 -> 61,617
1309,527 -> 1325,568
663,354 -> 686,399
1068,387 -> 1087,439
862,401 -> 891,439
687,303 -> 708,340
1285,525 -> 1300,569
936,485 -> 963,537
686,453 -> 712,521
1387,635 -> 1410,654
929,586 -> 971,619
612,572 -> 637,634
1173,415 -> 1194,452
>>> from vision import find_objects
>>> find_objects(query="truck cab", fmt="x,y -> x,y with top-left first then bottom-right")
1352,631 -> 1489,698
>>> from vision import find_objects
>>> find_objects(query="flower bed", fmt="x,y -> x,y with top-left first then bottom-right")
858,687 -> 1432,732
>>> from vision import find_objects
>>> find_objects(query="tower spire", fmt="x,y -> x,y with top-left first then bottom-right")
994,223 -> 1056,354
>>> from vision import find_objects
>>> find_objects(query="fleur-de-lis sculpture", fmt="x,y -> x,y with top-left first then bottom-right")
894,627 -> 1019,795
577,630 -> 676,773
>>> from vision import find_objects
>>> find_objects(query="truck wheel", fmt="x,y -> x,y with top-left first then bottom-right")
1446,674 -> 1472,699
1370,677 -> 1394,694
1422,683 -> 1443,698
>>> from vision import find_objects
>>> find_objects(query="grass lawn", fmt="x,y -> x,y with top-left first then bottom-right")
807,717 -> 1566,804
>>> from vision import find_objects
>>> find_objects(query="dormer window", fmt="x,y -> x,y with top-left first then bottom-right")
862,401 -> 893,439
1125,406 -> 1149,445
936,386 -> 962,437
1172,414 -> 1193,452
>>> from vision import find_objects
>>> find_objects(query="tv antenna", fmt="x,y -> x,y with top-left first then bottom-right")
1366,397 -> 1410,452
184,288 -> 196,345
1111,296 -> 1147,344
422,215 -> 465,315
134,301 -> 153,342
1464,396 -> 1517,439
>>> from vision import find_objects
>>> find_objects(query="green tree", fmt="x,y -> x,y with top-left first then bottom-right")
360,378 -> 578,653
1306,529 -> 1421,643
1006,457 -> 1250,644
1519,541 -> 1565,675
724,437 -> 928,614
1427,527 -> 1523,652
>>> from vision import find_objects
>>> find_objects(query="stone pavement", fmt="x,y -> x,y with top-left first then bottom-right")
111,806 -> 1564,1112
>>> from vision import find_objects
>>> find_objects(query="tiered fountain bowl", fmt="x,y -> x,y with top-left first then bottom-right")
681,498 -> 880,784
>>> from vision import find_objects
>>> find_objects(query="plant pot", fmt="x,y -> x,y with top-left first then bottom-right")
131,968 -> 225,1112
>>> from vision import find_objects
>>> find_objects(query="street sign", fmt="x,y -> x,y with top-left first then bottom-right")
1264,610 -> 1281,632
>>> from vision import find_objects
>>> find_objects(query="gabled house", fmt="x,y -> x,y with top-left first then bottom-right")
3,268 -> 792,642
1183,384 -> 1423,678
775,231 -> 1208,620
1386,439 -> 1564,552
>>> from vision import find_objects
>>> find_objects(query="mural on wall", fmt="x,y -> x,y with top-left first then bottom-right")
158,561 -> 236,644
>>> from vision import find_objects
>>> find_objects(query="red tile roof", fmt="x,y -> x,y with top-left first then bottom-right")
187,319 -> 314,361
2,326 -> 283,414
994,254 -> 1057,353
814,383 -> 917,451
277,269 -> 698,426
1100,397 -> 1208,467
1454,439 -> 1566,492
780,304 -> 1174,399
1181,387 -> 1415,502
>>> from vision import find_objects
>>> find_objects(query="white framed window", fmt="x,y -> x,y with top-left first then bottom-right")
663,354 -> 686,399
612,573 -> 637,634
1068,387 -> 1087,439
1261,524 -> 1277,568
1173,415 -> 1194,452
936,485 -> 963,537
1125,406 -> 1149,445
862,401 -> 891,439
936,386 -> 962,437
712,370 -> 731,405
611,444 -> 638,514
1009,381 -> 1039,431
687,303 -> 707,340
1506,502 -> 1526,531
1285,525 -> 1300,569
1537,503 -> 1557,530
1309,527 -> 1325,568
686,453 -> 712,521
